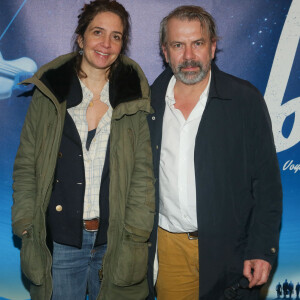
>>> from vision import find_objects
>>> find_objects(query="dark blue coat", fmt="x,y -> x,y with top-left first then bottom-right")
147,62 -> 282,300
46,60 -> 110,248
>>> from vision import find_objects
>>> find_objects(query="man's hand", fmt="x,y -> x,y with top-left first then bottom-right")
243,259 -> 272,288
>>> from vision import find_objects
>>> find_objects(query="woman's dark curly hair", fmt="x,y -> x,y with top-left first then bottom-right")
72,0 -> 131,78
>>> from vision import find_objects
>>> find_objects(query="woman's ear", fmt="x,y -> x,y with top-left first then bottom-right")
77,35 -> 84,49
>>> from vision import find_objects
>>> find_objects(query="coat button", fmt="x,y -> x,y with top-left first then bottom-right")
58,152 -> 63,158
152,116 -> 155,120
156,145 -> 159,150
270,247 -> 276,254
56,205 -> 63,212
99,268 -> 103,281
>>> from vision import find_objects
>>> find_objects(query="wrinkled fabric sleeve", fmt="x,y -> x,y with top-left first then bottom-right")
124,112 -> 155,242
244,92 -> 283,266
12,90 -> 40,238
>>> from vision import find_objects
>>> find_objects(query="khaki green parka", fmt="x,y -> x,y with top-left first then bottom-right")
12,53 -> 155,300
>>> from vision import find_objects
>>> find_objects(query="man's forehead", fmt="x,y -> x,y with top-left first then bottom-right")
166,17 -> 209,39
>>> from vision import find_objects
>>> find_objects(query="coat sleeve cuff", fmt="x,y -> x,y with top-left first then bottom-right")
12,218 -> 33,238
244,247 -> 278,266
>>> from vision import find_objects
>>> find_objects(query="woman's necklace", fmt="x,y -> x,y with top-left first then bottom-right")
89,95 -> 100,107
89,100 -> 95,107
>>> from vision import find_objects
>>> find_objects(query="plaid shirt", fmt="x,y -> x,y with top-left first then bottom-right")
68,80 -> 112,220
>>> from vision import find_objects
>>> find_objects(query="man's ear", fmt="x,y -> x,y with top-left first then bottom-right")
211,40 -> 217,60
162,45 -> 169,63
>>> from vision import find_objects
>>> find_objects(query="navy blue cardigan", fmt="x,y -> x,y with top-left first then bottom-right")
46,72 -> 110,248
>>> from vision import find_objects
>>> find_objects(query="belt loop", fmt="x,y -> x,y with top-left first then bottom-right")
187,231 -> 198,240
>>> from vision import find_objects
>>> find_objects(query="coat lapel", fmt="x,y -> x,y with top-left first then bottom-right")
63,112 -> 82,147
148,67 -> 173,177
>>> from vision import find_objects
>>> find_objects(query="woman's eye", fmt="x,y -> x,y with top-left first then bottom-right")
113,35 -> 122,41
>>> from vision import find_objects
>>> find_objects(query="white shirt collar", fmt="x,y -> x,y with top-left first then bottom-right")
165,70 -> 212,107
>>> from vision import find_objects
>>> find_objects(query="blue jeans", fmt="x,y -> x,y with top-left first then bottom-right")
51,230 -> 107,300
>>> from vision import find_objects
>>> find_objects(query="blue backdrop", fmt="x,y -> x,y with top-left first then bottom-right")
0,0 -> 299,299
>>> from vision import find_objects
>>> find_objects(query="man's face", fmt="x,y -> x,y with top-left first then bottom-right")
162,18 -> 216,85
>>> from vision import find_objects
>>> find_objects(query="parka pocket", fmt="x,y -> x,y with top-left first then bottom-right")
112,239 -> 148,286
20,227 -> 44,285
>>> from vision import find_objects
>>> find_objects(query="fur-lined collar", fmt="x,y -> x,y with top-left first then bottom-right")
39,55 -> 142,109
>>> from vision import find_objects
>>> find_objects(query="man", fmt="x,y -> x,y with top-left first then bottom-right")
296,282 -> 300,299
288,281 -> 294,298
147,5 -> 282,300
283,280 -> 289,298
276,282 -> 282,298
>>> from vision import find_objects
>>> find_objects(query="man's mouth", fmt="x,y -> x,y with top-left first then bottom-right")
179,60 -> 202,72
181,66 -> 199,72
182,65 -> 198,69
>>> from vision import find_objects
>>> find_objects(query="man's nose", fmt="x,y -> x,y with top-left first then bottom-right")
183,45 -> 195,60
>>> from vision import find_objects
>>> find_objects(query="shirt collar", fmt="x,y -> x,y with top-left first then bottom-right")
79,79 -> 110,107
165,70 -> 212,107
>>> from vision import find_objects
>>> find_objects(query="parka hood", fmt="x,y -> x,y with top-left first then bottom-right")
22,53 -> 152,116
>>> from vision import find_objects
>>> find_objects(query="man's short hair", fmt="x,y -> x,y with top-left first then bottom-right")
159,5 -> 219,49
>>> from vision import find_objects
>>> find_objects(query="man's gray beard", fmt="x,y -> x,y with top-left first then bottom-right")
172,59 -> 211,85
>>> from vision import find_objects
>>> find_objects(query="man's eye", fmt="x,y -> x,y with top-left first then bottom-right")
94,30 -> 101,35
174,43 -> 182,48
195,41 -> 204,46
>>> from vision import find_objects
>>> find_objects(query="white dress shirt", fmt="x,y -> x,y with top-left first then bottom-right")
159,72 -> 211,233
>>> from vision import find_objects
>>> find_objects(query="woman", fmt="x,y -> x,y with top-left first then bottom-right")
11,1 -> 155,299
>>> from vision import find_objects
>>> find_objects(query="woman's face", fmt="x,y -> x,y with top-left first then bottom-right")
78,11 -> 124,74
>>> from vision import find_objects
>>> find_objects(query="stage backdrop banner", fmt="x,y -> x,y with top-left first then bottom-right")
0,0 -> 299,299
